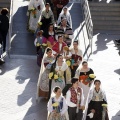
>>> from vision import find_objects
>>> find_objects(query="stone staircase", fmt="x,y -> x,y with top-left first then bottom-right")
89,2 -> 120,33
0,0 -> 10,11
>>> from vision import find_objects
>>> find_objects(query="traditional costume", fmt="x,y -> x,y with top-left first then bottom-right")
66,86 -> 84,120
52,41 -> 67,56
75,68 -> 94,104
57,7 -> 72,28
86,88 -> 109,120
43,31 -> 56,48
49,61 -> 71,99
52,0 -> 69,19
27,0 -> 45,32
70,48 -> 83,78
40,9 -> 54,32
56,25 -> 74,46
37,49 -> 55,98
47,95 -> 68,120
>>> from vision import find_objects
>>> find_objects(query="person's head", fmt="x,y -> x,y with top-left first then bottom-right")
46,48 -> 52,57
48,23 -> 54,31
61,18 -> 67,27
56,54 -> 63,62
58,35 -> 63,43
94,80 -> 101,89
37,30 -> 43,37
73,41 -> 78,48
71,78 -> 79,89
1,8 -> 9,15
63,7 -> 67,14
54,86 -> 62,97
45,3 -> 50,10
82,61 -> 88,69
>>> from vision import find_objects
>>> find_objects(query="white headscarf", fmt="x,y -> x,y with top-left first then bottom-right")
57,6 -> 72,28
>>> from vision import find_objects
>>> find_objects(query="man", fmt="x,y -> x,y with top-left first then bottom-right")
0,8 -> 9,52
52,35 -> 67,56
56,18 -> 74,46
66,78 -> 85,120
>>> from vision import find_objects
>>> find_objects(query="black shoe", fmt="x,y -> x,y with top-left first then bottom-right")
0,59 -> 5,65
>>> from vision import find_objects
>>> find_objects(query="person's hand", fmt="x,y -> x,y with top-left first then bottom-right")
73,63 -> 78,66
64,34 -> 69,38
90,109 -> 95,113
80,106 -> 85,110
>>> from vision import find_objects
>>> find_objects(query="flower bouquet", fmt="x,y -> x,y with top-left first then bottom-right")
49,72 -> 58,81
85,74 -> 96,82
102,104 -> 108,120
66,60 -> 71,67
29,7 -> 37,18
49,71 -> 63,82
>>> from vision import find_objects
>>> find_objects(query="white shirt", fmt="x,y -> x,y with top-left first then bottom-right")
66,88 -> 84,107
47,96 -> 68,115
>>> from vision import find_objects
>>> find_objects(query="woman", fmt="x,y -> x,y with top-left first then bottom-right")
70,41 -> 83,78
47,86 -> 68,120
27,0 -> 45,32
0,8 -> 9,52
37,48 -> 55,98
43,23 -> 56,48
75,61 -> 94,105
86,80 -> 109,120
40,3 -> 54,32
57,6 -> 72,28
48,54 -> 71,99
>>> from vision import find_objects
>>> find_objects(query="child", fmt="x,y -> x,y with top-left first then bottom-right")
34,30 -> 44,54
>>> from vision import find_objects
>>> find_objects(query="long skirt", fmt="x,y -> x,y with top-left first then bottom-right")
28,10 -> 42,32
86,101 -> 109,120
39,69 -> 50,98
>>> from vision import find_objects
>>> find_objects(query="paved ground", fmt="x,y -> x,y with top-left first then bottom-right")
0,0 -> 120,120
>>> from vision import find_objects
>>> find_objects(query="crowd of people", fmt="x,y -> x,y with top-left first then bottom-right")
27,0 -> 109,120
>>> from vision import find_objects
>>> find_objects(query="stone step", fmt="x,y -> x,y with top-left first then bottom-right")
93,20 -> 120,26
92,16 -> 120,21
89,2 -> 120,7
93,30 -> 120,34
93,25 -> 120,30
91,11 -> 120,16
0,3 -> 10,9
90,6 -> 120,12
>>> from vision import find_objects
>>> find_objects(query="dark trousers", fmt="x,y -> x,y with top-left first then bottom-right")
0,31 -> 7,51
68,107 -> 83,120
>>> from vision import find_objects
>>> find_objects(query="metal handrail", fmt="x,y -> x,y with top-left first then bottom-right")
81,0 -> 93,60
7,0 -> 14,57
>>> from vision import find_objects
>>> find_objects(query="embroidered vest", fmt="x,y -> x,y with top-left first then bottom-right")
52,97 -> 63,113
70,87 -> 81,104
